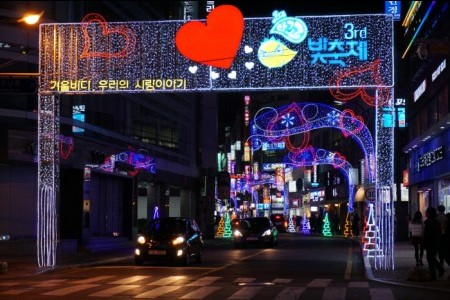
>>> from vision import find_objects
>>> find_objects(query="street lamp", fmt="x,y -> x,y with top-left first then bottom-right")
18,11 -> 44,25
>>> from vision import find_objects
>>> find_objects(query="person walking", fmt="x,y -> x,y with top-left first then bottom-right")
409,211 -> 424,266
423,207 -> 445,280
436,205 -> 447,266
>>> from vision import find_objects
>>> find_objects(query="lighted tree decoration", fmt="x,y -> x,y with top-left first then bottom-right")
302,213 -> 311,235
216,215 -> 225,237
223,212 -> 233,238
343,212 -> 353,238
287,215 -> 296,233
322,213 -> 332,237
363,203 -> 383,257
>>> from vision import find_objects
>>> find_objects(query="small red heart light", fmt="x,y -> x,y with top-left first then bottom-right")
175,5 -> 244,69
339,109 -> 365,137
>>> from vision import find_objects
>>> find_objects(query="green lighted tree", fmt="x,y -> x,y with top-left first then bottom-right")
322,212 -> 332,237
223,212 -> 232,238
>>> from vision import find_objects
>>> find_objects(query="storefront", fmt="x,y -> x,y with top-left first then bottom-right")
407,128 -> 450,214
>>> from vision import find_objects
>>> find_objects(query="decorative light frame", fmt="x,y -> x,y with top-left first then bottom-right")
37,9 -> 394,269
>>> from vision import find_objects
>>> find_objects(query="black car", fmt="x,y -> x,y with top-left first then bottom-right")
134,217 -> 203,265
270,213 -> 287,232
232,217 -> 278,248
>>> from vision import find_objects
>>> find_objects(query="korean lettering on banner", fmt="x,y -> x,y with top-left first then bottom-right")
385,1 -> 401,21
308,23 -> 367,66
50,80 -> 92,92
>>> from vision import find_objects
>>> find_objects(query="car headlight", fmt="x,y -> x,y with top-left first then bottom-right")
172,236 -> 185,245
137,236 -> 146,244
262,229 -> 272,236
234,230 -> 243,237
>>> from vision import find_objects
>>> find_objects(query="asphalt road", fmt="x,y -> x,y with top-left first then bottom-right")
1,234 -> 449,299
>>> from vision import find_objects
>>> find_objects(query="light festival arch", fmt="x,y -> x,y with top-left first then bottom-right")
37,5 -> 394,269
249,103 -> 375,182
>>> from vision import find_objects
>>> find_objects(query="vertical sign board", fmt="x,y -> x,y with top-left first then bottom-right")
39,13 -> 393,93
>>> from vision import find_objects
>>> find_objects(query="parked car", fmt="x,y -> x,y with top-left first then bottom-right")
134,217 -> 203,265
270,213 -> 287,232
233,217 -> 278,248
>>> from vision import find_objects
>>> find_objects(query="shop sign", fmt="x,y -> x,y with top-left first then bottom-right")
418,146 -> 444,170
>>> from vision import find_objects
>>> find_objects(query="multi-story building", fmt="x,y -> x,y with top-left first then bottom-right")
401,2 -> 450,217
0,1 -> 218,255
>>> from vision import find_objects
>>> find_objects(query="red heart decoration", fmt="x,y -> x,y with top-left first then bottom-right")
175,5 -> 244,69
80,13 -> 136,59
339,109 -> 365,137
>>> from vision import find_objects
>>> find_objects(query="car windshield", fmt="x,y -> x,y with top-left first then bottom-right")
145,219 -> 185,235
246,218 -> 270,229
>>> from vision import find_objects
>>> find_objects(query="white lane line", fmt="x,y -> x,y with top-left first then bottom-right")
147,275 -> 185,286
345,246 -> 353,280
179,286 -> 221,299
307,278 -> 332,288
323,287 -> 346,300
72,275 -> 115,284
370,288 -> 395,300
134,285 -> 181,298
89,284 -> 139,297
110,275 -> 151,284
42,284 -> 99,296
227,287 -> 263,299
187,276 -> 221,286
274,287 -> 306,300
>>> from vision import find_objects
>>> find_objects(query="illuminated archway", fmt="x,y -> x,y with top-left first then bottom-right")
37,7 -> 394,269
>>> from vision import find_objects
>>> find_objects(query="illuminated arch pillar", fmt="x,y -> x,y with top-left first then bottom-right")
37,93 -> 60,268
374,88 -> 395,270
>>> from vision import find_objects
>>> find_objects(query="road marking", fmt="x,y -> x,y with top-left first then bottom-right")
89,284 -> 139,297
307,278 -> 332,288
228,286 -> 263,299
272,278 -> 292,283
345,246 -> 353,280
42,284 -> 99,296
180,286 -> 221,299
323,287 -> 346,300
274,287 -> 306,300
147,275 -> 185,286
73,275 -> 115,284
234,277 -> 255,283
134,285 -> 181,298
110,275 -> 151,284
0,282 -> 19,287
370,288 -> 395,300
348,281 -> 369,288
187,276 -> 221,286
0,288 -> 28,295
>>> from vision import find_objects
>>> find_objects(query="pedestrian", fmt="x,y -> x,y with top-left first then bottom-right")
352,211 -> 360,237
296,215 -> 302,232
436,205 -> 447,266
423,207 -> 445,280
409,211 -> 424,267
445,213 -> 450,267
310,213 -> 317,234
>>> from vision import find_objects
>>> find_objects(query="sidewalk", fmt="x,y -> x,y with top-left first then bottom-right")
1,238 -> 450,292
364,239 -> 450,292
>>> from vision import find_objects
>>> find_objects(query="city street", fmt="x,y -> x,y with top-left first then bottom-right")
1,233 -> 449,299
